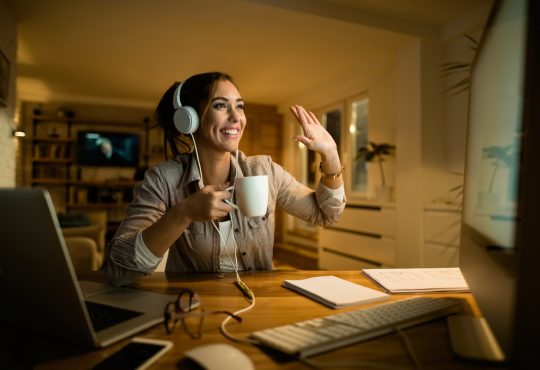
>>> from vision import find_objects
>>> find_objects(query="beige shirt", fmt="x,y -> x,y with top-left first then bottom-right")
102,151 -> 345,286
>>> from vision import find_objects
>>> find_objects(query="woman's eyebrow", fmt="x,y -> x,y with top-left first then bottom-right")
211,97 -> 244,102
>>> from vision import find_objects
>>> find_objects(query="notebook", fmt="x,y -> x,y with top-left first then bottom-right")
363,268 -> 470,293
283,275 -> 390,309
0,188 -> 191,348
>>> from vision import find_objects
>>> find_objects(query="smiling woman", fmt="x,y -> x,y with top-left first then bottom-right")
102,71 -> 346,287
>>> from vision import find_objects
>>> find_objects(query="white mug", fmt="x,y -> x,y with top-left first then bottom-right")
225,175 -> 268,217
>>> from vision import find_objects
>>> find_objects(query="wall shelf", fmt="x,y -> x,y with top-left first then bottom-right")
24,105 -> 151,218
31,178 -> 71,185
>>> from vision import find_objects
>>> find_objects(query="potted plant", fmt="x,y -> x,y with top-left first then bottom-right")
356,141 -> 396,201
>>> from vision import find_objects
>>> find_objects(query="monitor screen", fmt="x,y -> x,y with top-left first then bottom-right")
458,0 -> 539,366
462,0 -> 525,251
76,131 -> 140,167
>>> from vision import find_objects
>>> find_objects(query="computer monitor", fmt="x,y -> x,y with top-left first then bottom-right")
453,0 -> 539,367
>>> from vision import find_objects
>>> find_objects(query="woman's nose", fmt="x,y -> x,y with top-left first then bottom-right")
228,108 -> 240,121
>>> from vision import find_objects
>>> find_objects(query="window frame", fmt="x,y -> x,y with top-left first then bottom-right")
345,93 -> 370,201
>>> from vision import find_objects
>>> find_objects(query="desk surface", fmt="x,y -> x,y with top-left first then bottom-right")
11,270 -> 502,370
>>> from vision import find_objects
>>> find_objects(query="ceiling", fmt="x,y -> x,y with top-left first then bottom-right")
6,0 -> 491,108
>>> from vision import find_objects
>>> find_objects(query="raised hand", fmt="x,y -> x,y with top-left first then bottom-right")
289,105 -> 337,158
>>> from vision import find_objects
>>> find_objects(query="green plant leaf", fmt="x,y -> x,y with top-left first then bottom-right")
356,142 -> 396,187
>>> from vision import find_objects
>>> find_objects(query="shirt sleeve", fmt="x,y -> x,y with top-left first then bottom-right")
317,183 -> 346,208
271,160 -> 346,227
134,230 -> 161,268
101,165 -> 170,286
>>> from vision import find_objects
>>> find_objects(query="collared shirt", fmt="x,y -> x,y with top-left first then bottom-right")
102,151 -> 345,286
135,219 -> 243,272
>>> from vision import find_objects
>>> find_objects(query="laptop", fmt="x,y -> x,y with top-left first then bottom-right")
0,188 -> 183,348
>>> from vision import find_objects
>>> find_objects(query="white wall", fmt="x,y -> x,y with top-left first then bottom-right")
277,4 -> 491,267
394,39 -> 425,266
0,0 -> 18,187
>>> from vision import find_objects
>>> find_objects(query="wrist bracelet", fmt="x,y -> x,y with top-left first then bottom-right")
319,162 -> 344,180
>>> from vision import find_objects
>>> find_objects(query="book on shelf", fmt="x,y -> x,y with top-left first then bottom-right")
282,275 -> 390,309
33,142 -> 69,159
362,267 -> 470,293
33,163 -> 69,179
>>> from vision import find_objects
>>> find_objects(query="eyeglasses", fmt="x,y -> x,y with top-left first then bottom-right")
164,288 -> 242,338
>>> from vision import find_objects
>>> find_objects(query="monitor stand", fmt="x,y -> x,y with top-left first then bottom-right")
447,315 -> 506,362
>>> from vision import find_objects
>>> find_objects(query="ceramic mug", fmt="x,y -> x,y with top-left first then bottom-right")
225,175 -> 268,217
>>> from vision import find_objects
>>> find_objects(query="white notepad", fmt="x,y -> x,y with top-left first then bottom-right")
363,267 -> 470,293
282,275 -> 390,309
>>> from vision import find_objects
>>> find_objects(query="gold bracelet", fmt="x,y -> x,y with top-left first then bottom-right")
319,162 -> 344,180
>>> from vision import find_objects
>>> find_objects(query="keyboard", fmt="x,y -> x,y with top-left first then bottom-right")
250,296 -> 463,357
85,301 -> 143,332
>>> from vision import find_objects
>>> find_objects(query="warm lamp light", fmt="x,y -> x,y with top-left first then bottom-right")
12,129 -> 26,138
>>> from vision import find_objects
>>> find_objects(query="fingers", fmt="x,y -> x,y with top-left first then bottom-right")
289,105 -> 320,126
185,183 -> 234,221
290,106 -> 310,140
204,183 -> 230,192
289,105 -> 308,129
290,105 -> 323,142
307,110 -> 319,124
293,135 -> 313,147
201,185 -> 233,215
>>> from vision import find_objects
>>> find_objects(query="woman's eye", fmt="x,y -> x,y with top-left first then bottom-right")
213,102 -> 227,109
237,104 -> 244,110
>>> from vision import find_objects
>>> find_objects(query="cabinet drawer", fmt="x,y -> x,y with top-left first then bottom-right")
334,207 -> 396,237
319,249 -> 381,270
319,229 -> 395,266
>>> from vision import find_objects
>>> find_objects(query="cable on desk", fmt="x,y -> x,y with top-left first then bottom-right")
395,327 -> 423,370
220,295 -> 259,344
212,209 -> 258,344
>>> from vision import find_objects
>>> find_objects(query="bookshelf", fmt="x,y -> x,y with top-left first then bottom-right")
25,106 -> 152,218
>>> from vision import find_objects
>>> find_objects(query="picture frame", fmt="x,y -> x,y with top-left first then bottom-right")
0,48 -> 10,108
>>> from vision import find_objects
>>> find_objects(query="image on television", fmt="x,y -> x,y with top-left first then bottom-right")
76,131 -> 140,167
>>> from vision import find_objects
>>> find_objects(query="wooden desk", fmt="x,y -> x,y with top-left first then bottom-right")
11,270 -> 502,369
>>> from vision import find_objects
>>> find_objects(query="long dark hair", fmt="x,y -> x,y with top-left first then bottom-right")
154,72 -> 237,159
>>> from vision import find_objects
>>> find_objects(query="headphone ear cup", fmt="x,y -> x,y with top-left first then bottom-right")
173,106 -> 199,134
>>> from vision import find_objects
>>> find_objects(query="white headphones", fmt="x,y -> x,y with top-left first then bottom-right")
172,80 -> 199,134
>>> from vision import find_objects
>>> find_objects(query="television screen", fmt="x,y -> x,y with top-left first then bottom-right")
76,131 -> 140,167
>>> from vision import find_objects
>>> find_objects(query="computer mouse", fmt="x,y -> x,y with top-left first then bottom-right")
183,343 -> 255,370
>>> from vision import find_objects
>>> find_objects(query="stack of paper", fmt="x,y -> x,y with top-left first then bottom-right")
363,267 -> 470,293
282,275 -> 389,309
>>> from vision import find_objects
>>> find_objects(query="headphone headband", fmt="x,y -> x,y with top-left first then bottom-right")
172,81 -> 185,109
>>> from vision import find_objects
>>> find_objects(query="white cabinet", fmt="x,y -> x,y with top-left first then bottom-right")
318,203 -> 396,270
423,205 -> 461,267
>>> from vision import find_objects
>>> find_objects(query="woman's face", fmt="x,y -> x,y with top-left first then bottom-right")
195,79 -> 246,154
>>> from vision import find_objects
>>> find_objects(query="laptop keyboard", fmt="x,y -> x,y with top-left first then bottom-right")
85,301 -> 144,332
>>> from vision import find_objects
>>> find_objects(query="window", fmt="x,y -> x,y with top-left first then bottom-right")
348,97 -> 369,194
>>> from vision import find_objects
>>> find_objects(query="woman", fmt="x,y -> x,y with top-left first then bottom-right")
102,72 -> 345,286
